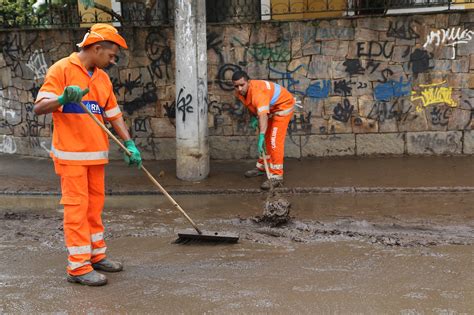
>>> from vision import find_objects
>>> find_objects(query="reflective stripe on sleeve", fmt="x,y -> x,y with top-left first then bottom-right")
68,260 -> 91,270
105,106 -> 121,118
91,232 -> 104,242
51,145 -> 108,161
36,91 -> 58,101
67,245 -> 91,255
92,247 -> 107,256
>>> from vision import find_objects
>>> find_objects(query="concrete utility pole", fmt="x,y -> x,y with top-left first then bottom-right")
174,0 -> 209,181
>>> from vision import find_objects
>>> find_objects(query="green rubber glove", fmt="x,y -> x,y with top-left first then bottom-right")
257,133 -> 265,156
123,140 -> 142,169
249,116 -> 258,131
58,86 -> 89,105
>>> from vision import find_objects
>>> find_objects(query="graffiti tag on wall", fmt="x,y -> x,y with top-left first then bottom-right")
423,27 -> 474,59
411,81 -> 457,112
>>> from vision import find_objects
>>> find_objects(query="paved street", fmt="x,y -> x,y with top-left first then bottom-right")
1,154 -> 473,313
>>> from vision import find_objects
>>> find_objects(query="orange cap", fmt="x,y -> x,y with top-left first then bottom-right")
77,23 -> 128,49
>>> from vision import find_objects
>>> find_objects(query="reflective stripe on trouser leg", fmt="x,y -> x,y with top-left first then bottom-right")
67,245 -> 91,270
68,259 -> 91,271
87,164 -> 107,264
256,161 -> 265,171
56,163 -> 93,276
266,113 -> 293,179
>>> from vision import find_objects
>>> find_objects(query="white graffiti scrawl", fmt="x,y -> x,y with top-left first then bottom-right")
1,106 -> 16,120
423,27 -> 474,59
0,135 -> 17,154
25,49 -> 48,80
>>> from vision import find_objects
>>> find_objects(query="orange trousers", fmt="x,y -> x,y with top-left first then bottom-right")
54,163 -> 107,276
256,113 -> 293,179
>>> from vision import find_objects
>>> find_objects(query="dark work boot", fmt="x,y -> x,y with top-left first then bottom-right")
244,168 -> 265,178
67,270 -> 107,286
92,258 -> 123,272
261,179 -> 284,191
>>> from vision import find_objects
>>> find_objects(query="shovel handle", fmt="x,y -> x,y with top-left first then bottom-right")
261,150 -> 274,191
258,127 -> 273,190
261,152 -> 271,180
78,102 -> 202,235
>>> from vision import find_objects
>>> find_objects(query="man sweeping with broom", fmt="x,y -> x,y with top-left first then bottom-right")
232,71 -> 295,191
34,24 -> 141,286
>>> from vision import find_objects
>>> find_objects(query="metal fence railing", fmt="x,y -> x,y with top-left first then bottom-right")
1,0 -> 473,29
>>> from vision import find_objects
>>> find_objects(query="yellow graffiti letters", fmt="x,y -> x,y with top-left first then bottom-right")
411,81 -> 457,112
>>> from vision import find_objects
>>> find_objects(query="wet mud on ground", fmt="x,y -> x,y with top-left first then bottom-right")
1,193 -> 473,312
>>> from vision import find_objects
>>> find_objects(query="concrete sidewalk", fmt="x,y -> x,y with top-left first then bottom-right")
1,153 -> 474,195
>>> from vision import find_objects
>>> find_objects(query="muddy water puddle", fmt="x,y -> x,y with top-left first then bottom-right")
1,193 -> 473,312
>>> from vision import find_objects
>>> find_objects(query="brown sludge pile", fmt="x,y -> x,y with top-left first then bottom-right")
259,196 -> 291,226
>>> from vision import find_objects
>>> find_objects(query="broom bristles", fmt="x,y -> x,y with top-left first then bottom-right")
175,229 -> 239,244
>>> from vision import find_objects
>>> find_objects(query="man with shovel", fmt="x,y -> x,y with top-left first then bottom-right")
232,71 -> 295,190
34,24 -> 142,286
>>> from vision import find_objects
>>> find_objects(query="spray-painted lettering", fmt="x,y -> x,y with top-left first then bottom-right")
411,81 -> 457,112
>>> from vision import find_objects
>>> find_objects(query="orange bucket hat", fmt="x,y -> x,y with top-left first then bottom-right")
77,23 -> 128,49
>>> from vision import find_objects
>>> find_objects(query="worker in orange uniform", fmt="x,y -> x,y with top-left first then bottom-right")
232,71 -> 295,190
34,24 -> 141,286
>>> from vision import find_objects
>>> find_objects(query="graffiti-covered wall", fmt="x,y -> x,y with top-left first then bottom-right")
1,12 -> 474,159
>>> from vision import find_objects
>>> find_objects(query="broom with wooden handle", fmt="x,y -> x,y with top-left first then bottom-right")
78,101 -> 239,243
